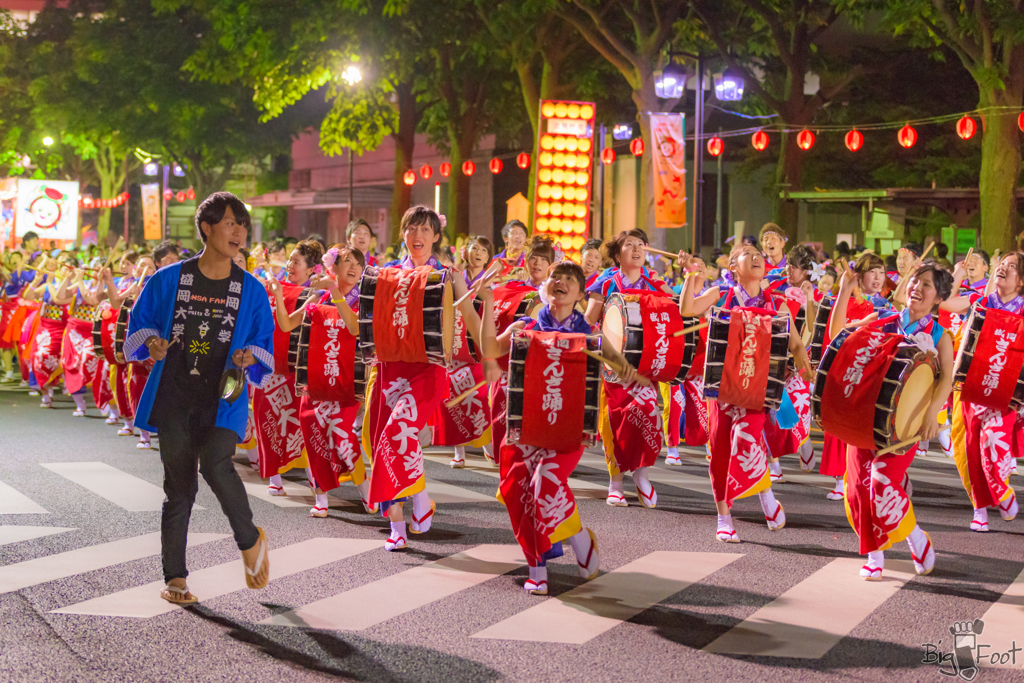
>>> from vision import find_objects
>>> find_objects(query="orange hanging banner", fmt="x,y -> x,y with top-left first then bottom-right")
140,183 -> 161,241
650,113 -> 687,228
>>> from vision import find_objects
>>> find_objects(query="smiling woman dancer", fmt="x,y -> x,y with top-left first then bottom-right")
585,229 -> 681,509
479,260 -> 637,595
679,244 -> 812,542
367,205 -> 493,552
125,192 -> 274,604
819,252 -> 892,501
940,252 -> 1023,533
831,264 -> 953,580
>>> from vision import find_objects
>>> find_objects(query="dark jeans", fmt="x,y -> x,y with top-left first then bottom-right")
158,416 -> 260,583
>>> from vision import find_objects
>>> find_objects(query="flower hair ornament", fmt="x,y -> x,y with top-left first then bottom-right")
322,247 -> 340,270
808,261 -> 827,282
435,212 -> 447,229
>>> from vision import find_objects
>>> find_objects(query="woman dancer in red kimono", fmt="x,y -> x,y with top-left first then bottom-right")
270,244 -> 376,517
445,235 -> 496,468
263,240 -> 324,494
679,244 -> 812,542
479,260 -> 637,595
485,236 -> 556,466
819,253 -> 892,500
833,264 -> 953,579
585,229 -> 682,509
940,252 -> 1023,532
368,206 -> 495,552
22,256 -> 76,407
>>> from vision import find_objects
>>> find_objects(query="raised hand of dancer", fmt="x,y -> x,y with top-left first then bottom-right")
145,336 -> 170,361
232,348 -> 256,369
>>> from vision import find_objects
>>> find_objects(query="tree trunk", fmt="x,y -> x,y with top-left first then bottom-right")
773,129 -> 803,242
446,131 -> 475,240
389,81 -> 417,247
979,91 -> 1023,253
632,73 -> 663,251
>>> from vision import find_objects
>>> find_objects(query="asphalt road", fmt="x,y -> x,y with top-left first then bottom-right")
2,384 -> 1024,683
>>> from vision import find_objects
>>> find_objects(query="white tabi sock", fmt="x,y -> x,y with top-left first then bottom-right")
125,418 -> 134,430
139,431 -> 150,444
72,394 -> 86,412
246,449 -> 259,467
314,493 -> 329,510
528,565 -> 548,582
453,445 -> 466,460
907,525 -> 928,553
864,550 -> 884,571
108,405 -> 119,419
833,477 -> 845,494
666,446 -> 679,459
717,514 -> 734,533
390,521 -> 407,541
758,487 -> 779,515
608,479 -> 625,496
768,460 -> 782,477
356,479 -> 370,501
411,490 -> 431,518
973,507 -> 989,525
269,474 -> 282,489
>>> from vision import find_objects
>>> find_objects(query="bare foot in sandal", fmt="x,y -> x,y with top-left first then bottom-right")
160,577 -> 198,605
242,527 -> 270,589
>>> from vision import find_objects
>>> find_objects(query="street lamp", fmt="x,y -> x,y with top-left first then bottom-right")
654,61 -> 687,99
144,162 -> 158,176
713,67 -> 745,102
341,64 -> 362,86
42,136 -> 54,147
612,123 -> 633,140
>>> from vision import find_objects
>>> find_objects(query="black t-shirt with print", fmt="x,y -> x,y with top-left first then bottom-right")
150,266 -> 234,428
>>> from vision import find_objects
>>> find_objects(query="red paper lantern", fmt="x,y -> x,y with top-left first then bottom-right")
176,191 -> 186,202
489,158 -> 503,174
752,130 -> 769,151
440,162 -> 451,177
897,124 -> 917,148
707,136 -> 724,157
419,164 -> 433,179
796,129 -> 815,151
516,152 -> 530,169
462,160 -> 476,176
956,116 -> 977,140
186,187 -> 195,200
162,188 -> 173,201
844,129 -> 864,152
629,138 -> 644,156
1018,111 -> 1024,132
600,148 -> 616,165
403,170 -> 416,185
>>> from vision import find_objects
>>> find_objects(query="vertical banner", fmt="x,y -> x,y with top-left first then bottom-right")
140,183 -> 161,241
650,113 -> 687,229
531,99 -> 596,259
16,179 -> 80,241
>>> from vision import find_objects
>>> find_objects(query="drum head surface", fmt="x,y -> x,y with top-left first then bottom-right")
894,364 -> 934,441
602,299 -> 627,355
442,280 -> 454,362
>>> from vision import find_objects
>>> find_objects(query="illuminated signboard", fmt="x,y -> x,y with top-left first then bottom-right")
533,99 -> 596,258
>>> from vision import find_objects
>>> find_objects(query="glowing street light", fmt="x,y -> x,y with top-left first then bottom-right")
654,61 -> 687,99
341,64 -> 362,86
42,136 -> 54,147
713,67 -> 745,102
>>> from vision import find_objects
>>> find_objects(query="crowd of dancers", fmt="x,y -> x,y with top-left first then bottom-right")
0,191 -> 1019,602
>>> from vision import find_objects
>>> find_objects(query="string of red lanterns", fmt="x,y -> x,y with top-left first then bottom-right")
80,192 -> 129,209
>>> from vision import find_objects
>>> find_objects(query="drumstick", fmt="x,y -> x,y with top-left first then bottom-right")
919,241 -> 934,261
582,350 -> 653,387
877,435 -> 922,457
645,246 -> 681,260
671,321 -> 710,338
100,237 -> 124,271
445,380 -> 487,408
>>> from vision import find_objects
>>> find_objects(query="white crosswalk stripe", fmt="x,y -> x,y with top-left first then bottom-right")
473,551 -> 741,644
0,532 -> 227,594
262,544 -> 526,630
40,462 -> 196,512
978,565 -> 1024,669
0,480 -> 48,514
54,538 -> 379,618
704,558 -> 916,658
0,525 -> 75,546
